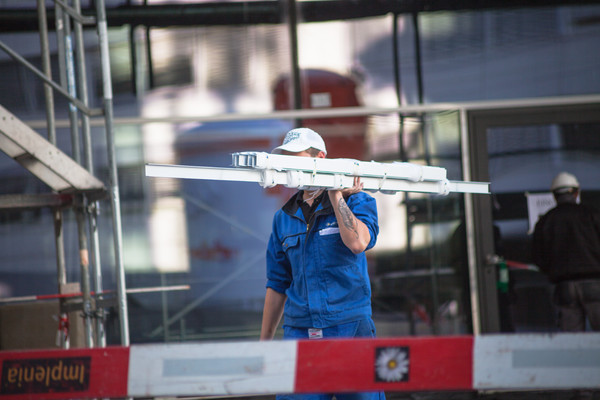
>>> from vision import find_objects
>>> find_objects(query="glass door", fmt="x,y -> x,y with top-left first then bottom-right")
467,102 -> 600,333
369,110 -> 473,336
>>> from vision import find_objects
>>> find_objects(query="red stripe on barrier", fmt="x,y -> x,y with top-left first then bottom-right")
0,346 -> 129,400
295,336 -> 473,393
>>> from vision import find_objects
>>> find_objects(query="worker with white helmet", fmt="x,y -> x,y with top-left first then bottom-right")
532,172 -> 600,331
261,128 -> 385,400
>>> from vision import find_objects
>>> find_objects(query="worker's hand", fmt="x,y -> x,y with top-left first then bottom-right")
327,176 -> 363,206
337,176 -> 363,198
327,176 -> 370,254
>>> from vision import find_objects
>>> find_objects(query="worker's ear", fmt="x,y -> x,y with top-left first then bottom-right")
317,151 -> 326,159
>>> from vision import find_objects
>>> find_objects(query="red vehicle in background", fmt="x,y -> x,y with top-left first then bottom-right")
273,69 -> 368,160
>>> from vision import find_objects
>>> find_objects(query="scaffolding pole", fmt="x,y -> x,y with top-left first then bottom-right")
72,0 -> 107,347
95,0 -> 130,346
57,1 -> 95,348
37,0 -> 71,349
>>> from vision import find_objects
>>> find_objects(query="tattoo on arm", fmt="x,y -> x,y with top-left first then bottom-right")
337,198 -> 359,239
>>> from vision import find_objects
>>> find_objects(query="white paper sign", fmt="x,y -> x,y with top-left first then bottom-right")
526,192 -> 555,234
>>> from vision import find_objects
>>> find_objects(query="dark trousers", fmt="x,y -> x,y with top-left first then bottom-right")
554,279 -> 600,331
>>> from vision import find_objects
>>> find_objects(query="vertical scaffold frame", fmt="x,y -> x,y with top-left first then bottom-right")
0,0 -> 129,347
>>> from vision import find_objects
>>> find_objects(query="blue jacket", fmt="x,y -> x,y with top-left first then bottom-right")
266,190 -> 379,328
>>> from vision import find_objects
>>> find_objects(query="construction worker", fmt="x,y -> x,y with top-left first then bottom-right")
260,128 -> 385,400
532,172 -> 600,331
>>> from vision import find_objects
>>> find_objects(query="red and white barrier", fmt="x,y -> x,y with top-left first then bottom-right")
0,347 -> 129,399
1,334 -> 599,399
474,333 -> 600,389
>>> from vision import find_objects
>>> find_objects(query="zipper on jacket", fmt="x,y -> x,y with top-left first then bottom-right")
306,206 -> 330,236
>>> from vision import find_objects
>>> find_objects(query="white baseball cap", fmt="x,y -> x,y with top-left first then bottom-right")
551,172 -> 579,193
272,128 -> 327,155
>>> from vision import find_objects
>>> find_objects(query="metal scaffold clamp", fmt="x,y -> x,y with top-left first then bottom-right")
145,151 -> 490,195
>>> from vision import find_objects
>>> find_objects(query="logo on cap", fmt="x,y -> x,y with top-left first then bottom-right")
283,130 -> 302,144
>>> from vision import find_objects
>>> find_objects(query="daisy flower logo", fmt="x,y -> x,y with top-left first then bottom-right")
374,346 -> 410,382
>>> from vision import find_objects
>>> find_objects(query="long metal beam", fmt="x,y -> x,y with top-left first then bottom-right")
145,161 -> 490,195
22,93 -> 600,130
232,152 -> 448,182
1,0 -> 600,32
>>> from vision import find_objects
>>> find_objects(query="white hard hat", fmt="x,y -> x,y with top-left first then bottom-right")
551,172 -> 579,193
272,128 -> 327,156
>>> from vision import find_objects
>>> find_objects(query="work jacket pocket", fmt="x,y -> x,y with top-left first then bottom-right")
318,232 -> 356,267
282,234 -> 300,248
323,264 -> 369,312
282,234 -> 301,259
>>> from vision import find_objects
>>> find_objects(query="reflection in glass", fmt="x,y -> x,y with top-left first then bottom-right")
487,122 -> 600,332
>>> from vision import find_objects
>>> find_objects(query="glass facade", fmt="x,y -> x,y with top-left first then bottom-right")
0,4 -> 599,345
368,111 -> 470,336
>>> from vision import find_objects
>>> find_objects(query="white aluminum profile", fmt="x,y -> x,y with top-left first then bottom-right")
145,163 -> 489,195
145,164 -> 261,184
232,152 -> 446,182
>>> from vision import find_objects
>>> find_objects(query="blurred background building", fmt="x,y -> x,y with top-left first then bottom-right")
0,0 -> 599,347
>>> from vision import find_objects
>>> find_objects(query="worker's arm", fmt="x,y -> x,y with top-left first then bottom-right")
328,176 -> 371,254
260,287 -> 287,340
